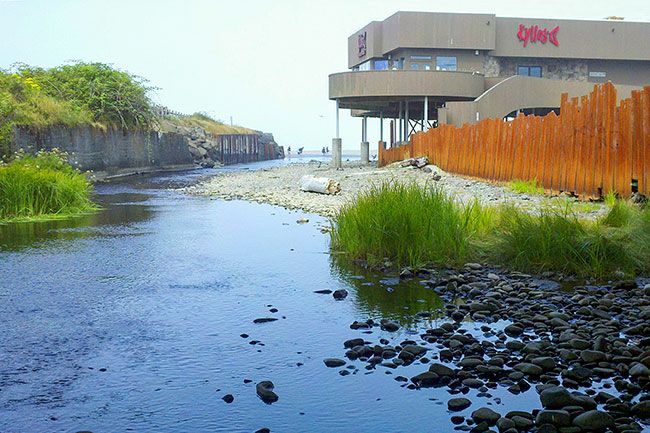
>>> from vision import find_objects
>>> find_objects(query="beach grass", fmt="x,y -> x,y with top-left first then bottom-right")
0,150 -> 97,223
331,181 -> 650,278
508,178 -> 544,195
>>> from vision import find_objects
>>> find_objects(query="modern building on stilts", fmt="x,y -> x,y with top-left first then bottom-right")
328,11 -> 650,166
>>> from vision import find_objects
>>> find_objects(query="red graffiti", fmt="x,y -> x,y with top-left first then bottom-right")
517,24 -> 560,47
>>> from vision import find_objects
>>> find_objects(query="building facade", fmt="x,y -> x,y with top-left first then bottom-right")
328,12 -> 650,153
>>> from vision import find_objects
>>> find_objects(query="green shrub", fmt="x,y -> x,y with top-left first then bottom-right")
15,62 -> 155,129
0,150 -> 96,222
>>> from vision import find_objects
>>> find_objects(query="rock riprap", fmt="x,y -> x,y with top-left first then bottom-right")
323,265 -> 650,432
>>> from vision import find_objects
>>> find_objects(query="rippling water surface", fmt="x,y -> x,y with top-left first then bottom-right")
0,158 -> 540,433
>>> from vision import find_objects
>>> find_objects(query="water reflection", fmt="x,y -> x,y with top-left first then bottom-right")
0,193 -> 154,251
331,257 -> 444,325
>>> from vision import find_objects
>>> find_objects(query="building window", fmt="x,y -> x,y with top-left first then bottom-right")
436,56 -> 457,71
411,55 -> 432,61
424,64 -> 431,70
517,66 -> 542,77
359,60 -> 371,71
374,59 -> 389,70
410,63 -> 420,70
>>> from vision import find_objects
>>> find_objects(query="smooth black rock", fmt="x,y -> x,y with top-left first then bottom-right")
333,289 -> 348,300
343,338 -> 364,348
448,397 -> 472,411
222,394 -> 234,403
580,350 -> 607,363
504,324 -> 523,337
471,407 -> 501,425
380,320 -> 400,332
429,363 -> 455,377
540,386 -> 575,409
253,317 -> 278,324
631,400 -> 650,419
572,410 -> 614,431
535,410 -> 571,427
323,358 -> 346,368
256,381 -> 279,404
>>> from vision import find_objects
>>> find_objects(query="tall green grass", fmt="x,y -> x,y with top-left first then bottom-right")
0,150 -> 97,222
331,181 -> 495,268
331,181 -> 650,278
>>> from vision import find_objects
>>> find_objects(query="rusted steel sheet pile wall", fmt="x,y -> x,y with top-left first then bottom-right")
214,134 -> 276,165
379,82 -> 650,197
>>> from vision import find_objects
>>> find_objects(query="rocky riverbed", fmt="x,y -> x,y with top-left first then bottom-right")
185,160 -> 609,219
326,264 -> 650,433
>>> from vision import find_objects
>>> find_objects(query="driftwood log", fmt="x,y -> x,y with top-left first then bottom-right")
299,175 -> 341,195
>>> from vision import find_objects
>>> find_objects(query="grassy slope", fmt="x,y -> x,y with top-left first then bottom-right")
161,113 -> 255,136
331,181 -> 650,278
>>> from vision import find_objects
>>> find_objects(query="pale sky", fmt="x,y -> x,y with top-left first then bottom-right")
1,0 -> 649,151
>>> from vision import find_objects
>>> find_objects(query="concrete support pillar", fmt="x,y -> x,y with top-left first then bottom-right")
423,97 -> 428,131
405,100 -> 410,141
361,116 -> 369,164
332,138 -> 342,169
397,101 -> 404,142
379,112 -> 384,142
332,99 -> 342,169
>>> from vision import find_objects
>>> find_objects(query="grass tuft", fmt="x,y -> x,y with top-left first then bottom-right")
0,149 -> 97,222
331,181 -> 495,268
331,181 -> 650,278
509,178 -> 544,195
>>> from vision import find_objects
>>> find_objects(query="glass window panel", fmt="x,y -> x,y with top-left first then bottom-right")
359,60 -> 371,71
411,55 -> 432,60
530,66 -> 542,77
436,56 -> 457,71
374,60 -> 389,70
517,66 -> 529,76
410,63 -> 420,70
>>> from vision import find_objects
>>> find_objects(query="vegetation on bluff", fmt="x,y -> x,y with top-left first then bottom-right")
0,62 -> 155,156
0,149 -> 96,223
161,112 -> 254,136
331,181 -> 650,278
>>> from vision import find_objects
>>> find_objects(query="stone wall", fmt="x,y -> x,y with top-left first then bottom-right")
484,55 -> 588,81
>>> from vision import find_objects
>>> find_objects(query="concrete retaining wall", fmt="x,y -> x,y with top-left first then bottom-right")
12,125 -> 193,175
11,125 -> 285,176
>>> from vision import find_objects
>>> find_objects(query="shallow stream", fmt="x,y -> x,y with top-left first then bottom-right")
1,159 -> 545,432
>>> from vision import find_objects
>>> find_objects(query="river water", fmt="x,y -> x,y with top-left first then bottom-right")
0,158 -> 539,433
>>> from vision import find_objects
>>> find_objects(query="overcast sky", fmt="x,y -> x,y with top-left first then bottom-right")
1,0 -> 649,151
